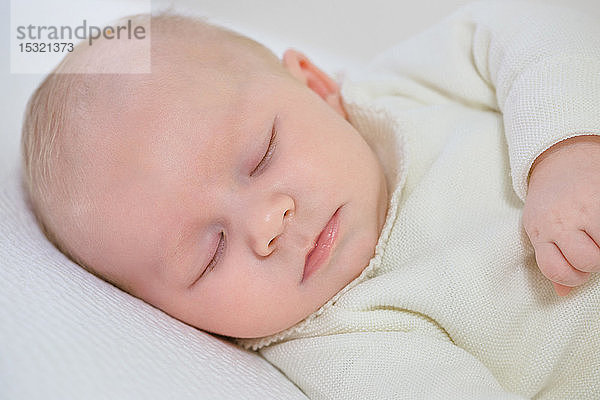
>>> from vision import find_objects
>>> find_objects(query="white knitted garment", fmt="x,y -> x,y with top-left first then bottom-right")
236,1 -> 600,398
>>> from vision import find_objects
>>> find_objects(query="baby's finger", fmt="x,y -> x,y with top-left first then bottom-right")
552,282 -> 572,297
554,229 -> 600,273
533,241 -> 591,287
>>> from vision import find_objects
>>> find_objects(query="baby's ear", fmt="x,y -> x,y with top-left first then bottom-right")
282,49 -> 347,118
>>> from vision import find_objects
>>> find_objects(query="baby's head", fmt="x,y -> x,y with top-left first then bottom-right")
21,13 -> 389,339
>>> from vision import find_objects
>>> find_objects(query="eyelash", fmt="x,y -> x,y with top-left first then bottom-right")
250,120 -> 278,177
200,231 -> 225,280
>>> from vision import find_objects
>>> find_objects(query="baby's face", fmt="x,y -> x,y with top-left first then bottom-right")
73,51 -> 389,338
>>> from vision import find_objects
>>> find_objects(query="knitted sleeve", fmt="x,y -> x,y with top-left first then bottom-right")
260,331 -> 526,399
361,0 -> 600,203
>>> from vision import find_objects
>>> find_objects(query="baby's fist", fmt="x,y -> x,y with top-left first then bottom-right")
523,135 -> 600,296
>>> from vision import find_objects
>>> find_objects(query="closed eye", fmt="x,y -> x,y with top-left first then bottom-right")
190,231 -> 224,287
250,116 -> 278,177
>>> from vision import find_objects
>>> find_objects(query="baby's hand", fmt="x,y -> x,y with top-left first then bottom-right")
523,135 -> 600,296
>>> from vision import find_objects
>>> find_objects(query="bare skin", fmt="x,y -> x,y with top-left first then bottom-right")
524,134 -> 600,296
58,48 -> 390,338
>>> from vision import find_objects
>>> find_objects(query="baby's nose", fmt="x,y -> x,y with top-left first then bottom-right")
251,194 -> 295,257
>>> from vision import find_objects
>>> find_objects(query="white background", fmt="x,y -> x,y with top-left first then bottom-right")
1,0 -> 598,178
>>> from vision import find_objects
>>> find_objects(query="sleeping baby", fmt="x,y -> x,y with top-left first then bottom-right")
20,0 -> 600,398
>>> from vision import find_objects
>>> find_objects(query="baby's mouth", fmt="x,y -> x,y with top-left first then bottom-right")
301,206 -> 342,283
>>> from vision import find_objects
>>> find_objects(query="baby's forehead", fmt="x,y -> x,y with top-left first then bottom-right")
70,68 -> 248,171
63,20 -> 291,177
62,16 -> 288,129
